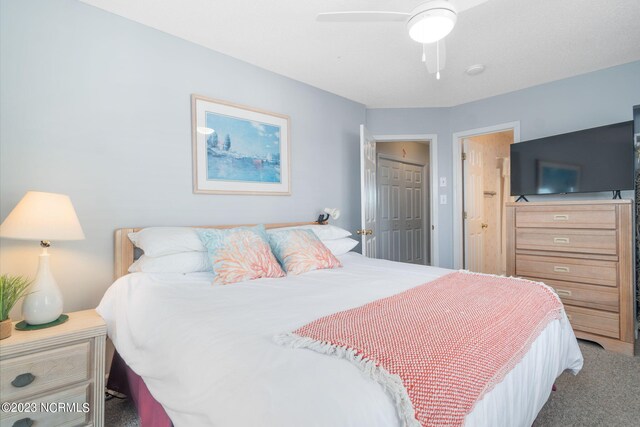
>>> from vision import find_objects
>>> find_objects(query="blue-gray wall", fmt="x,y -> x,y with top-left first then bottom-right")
0,0 -> 365,313
2,0 -> 638,312
368,61 -> 640,268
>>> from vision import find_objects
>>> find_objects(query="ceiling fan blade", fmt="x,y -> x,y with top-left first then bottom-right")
455,0 -> 490,13
424,40 -> 446,75
317,11 -> 410,22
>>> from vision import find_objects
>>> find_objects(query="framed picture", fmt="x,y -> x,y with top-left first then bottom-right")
191,94 -> 291,195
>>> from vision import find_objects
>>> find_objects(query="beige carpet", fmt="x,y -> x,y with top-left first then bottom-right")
105,396 -> 138,427
534,339 -> 640,426
105,339 -> 640,426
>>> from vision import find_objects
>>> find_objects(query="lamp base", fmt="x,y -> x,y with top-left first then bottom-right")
15,314 -> 69,331
22,248 -> 64,325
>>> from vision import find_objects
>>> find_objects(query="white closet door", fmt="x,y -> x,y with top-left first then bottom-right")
403,163 -> 425,265
377,158 -> 425,265
377,158 -> 402,261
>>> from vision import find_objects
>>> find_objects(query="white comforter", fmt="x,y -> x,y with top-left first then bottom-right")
97,253 -> 583,427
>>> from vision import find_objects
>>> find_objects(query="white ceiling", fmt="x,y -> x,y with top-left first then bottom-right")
79,0 -> 640,108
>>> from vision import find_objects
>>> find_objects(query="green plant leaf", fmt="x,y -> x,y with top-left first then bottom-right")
0,274 -> 32,321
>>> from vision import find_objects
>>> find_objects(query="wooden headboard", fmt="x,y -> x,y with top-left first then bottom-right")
114,222 -> 323,280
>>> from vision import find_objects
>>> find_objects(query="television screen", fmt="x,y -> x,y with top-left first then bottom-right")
510,122 -> 634,196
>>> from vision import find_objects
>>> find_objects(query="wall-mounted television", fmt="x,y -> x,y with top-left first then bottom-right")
510,121 -> 634,196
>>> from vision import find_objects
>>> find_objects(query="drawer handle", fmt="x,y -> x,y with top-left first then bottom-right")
11,373 -> 35,388
553,237 -> 570,244
13,418 -> 33,427
554,266 -> 570,273
553,214 -> 569,221
556,289 -> 572,297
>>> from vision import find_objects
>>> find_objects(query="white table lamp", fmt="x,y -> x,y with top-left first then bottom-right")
0,191 -> 85,326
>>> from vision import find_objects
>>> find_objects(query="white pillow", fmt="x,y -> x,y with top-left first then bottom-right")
128,252 -> 211,273
322,238 -> 359,256
267,224 -> 351,241
128,227 -> 205,257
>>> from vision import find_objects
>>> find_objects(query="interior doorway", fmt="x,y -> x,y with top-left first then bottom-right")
376,141 -> 430,265
452,122 -> 520,271
359,127 -> 439,266
455,130 -> 515,274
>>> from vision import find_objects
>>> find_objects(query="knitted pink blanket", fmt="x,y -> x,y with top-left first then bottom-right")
277,271 -> 563,426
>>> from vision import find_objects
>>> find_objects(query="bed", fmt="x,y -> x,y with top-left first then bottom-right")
97,223 -> 584,427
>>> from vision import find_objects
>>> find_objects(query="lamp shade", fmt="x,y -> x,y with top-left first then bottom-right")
0,191 -> 85,241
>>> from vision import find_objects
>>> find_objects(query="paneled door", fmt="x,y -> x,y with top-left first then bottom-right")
403,163 -> 425,264
378,158 -> 401,261
463,138 -> 485,272
377,157 -> 426,264
359,125 -> 377,257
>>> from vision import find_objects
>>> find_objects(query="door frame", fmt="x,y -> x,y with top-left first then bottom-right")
373,133 -> 438,266
376,153 -> 428,265
452,122 -> 520,269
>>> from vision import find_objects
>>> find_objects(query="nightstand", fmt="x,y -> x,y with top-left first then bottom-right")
0,309 -> 106,427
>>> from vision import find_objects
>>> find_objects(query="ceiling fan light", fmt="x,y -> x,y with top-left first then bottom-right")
407,8 -> 456,44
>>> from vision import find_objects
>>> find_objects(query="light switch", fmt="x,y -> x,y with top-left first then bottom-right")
440,195 -> 447,205
439,177 -> 447,187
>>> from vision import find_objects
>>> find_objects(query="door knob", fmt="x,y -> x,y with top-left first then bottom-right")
481,223 -> 488,229
356,229 -> 373,235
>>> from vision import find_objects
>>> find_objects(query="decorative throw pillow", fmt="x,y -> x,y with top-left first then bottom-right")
268,229 -> 342,275
198,225 -> 285,285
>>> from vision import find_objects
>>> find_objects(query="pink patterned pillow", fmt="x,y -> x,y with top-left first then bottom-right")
268,229 -> 342,275
198,225 -> 285,285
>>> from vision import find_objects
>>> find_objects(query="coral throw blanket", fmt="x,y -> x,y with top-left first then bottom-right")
276,271 -> 563,427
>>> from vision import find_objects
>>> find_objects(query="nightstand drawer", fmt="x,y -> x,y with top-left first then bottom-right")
516,255 -> 617,287
564,306 -> 620,339
1,341 -> 91,401
0,383 -> 91,426
515,228 -> 618,255
515,206 -> 617,229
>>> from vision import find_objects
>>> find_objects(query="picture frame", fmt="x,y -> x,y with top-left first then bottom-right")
191,94 -> 291,195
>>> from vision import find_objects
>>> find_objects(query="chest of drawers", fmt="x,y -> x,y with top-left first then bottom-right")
506,200 -> 635,355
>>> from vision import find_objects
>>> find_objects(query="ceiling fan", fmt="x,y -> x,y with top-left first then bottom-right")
317,0 -> 489,79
